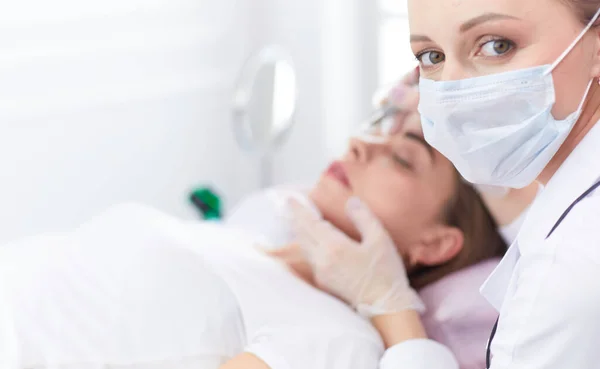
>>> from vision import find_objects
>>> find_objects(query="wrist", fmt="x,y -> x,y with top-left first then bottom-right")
370,310 -> 427,348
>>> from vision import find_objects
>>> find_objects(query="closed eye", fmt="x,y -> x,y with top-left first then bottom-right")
392,154 -> 413,170
405,132 -> 434,163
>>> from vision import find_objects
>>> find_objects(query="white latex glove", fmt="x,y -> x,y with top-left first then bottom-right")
288,197 -> 425,318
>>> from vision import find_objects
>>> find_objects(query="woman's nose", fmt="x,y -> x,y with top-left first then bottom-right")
347,137 -> 374,163
440,61 -> 472,81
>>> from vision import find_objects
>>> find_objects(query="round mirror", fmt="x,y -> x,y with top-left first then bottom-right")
232,46 -> 297,187
232,46 -> 297,155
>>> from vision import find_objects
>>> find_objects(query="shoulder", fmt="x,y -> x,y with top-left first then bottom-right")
487,192 -> 600,367
509,192 -> 600,334
527,192 -> 600,304
552,193 -> 600,265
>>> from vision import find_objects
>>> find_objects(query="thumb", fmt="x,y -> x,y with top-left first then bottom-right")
345,197 -> 387,242
389,85 -> 419,112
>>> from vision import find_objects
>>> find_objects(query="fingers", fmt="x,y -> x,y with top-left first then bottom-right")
264,243 -> 299,257
400,66 -> 420,86
387,85 -> 407,108
287,198 -> 330,245
391,87 -> 419,112
386,67 -> 420,111
287,198 -> 346,243
344,197 -> 387,243
286,198 -> 320,223
287,199 -> 322,257
287,198 -> 350,260
255,243 -> 272,254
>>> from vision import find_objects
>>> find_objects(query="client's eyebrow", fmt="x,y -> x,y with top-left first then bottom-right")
405,132 -> 434,161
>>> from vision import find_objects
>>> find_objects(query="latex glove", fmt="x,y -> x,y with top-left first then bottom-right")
288,197 -> 425,318
375,68 -> 421,136
386,67 -> 420,106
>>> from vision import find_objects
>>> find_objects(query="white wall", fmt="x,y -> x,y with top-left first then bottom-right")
0,0 -> 251,243
262,0 -> 379,182
321,0 -> 379,158
0,0 -> 378,243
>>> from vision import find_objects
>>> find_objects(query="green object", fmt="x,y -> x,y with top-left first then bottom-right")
189,187 -> 222,220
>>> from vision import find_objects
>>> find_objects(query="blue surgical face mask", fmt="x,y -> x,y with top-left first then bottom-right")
418,8 -> 600,188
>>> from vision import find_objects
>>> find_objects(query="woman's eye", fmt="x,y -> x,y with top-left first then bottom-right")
416,50 -> 445,66
479,39 -> 514,57
392,154 -> 413,170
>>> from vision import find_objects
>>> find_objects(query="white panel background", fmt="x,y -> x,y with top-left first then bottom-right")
0,0 -> 391,243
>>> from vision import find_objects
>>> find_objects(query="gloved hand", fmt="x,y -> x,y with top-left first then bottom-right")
374,67 -> 420,136
288,197 -> 425,318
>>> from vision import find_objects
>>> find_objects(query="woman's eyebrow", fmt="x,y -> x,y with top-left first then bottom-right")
410,34 -> 432,43
459,12 -> 520,33
410,13 -> 520,42
405,132 -> 434,161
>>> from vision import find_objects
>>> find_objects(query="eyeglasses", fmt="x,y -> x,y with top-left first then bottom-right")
356,102 -> 401,143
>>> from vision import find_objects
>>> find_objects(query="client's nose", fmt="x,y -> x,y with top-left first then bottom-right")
347,137 -> 377,163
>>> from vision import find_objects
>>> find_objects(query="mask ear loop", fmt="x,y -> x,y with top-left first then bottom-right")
579,79 -> 595,109
544,7 -> 600,76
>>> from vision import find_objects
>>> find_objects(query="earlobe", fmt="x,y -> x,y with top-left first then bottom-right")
411,226 -> 464,267
591,29 -> 600,79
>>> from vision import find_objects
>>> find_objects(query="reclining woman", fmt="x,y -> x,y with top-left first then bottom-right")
222,92 -> 535,369
0,87 -> 534,369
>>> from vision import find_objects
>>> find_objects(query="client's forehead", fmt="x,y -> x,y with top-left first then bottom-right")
388,113 -> 456,173
390,112 -> 423,139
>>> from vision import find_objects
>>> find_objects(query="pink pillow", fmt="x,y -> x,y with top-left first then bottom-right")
419,259 -> 500,369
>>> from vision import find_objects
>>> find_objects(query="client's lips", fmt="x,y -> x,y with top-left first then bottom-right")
325,161 -> 351,189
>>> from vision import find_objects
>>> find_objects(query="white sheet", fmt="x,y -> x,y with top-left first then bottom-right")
0,202 -> 383,369
224,185 -> 318,248
0,204 -> 245,369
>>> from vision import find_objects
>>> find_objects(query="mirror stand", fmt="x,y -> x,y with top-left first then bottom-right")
232,45 -> 297,189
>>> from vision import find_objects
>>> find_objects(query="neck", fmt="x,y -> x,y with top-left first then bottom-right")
538,80 -> 600,185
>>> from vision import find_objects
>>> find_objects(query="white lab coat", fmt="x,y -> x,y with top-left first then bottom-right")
380,122 -> 600,369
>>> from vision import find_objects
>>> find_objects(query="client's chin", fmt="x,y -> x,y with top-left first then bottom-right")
309,180 -> 360,242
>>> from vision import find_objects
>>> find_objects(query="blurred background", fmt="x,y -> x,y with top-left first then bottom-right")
0,0 -> 416,243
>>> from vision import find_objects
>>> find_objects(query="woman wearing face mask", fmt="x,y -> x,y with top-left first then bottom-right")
290,1 -> 600,368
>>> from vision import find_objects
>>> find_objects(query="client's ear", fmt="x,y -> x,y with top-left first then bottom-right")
407,225 -> 464,267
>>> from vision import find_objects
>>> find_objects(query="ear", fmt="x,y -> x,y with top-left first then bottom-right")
406,225 -> 464,267
590,27 -> 600,78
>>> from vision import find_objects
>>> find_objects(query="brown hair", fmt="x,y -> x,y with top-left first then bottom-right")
561,0 -> 600,24
409,172 -> 507,289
